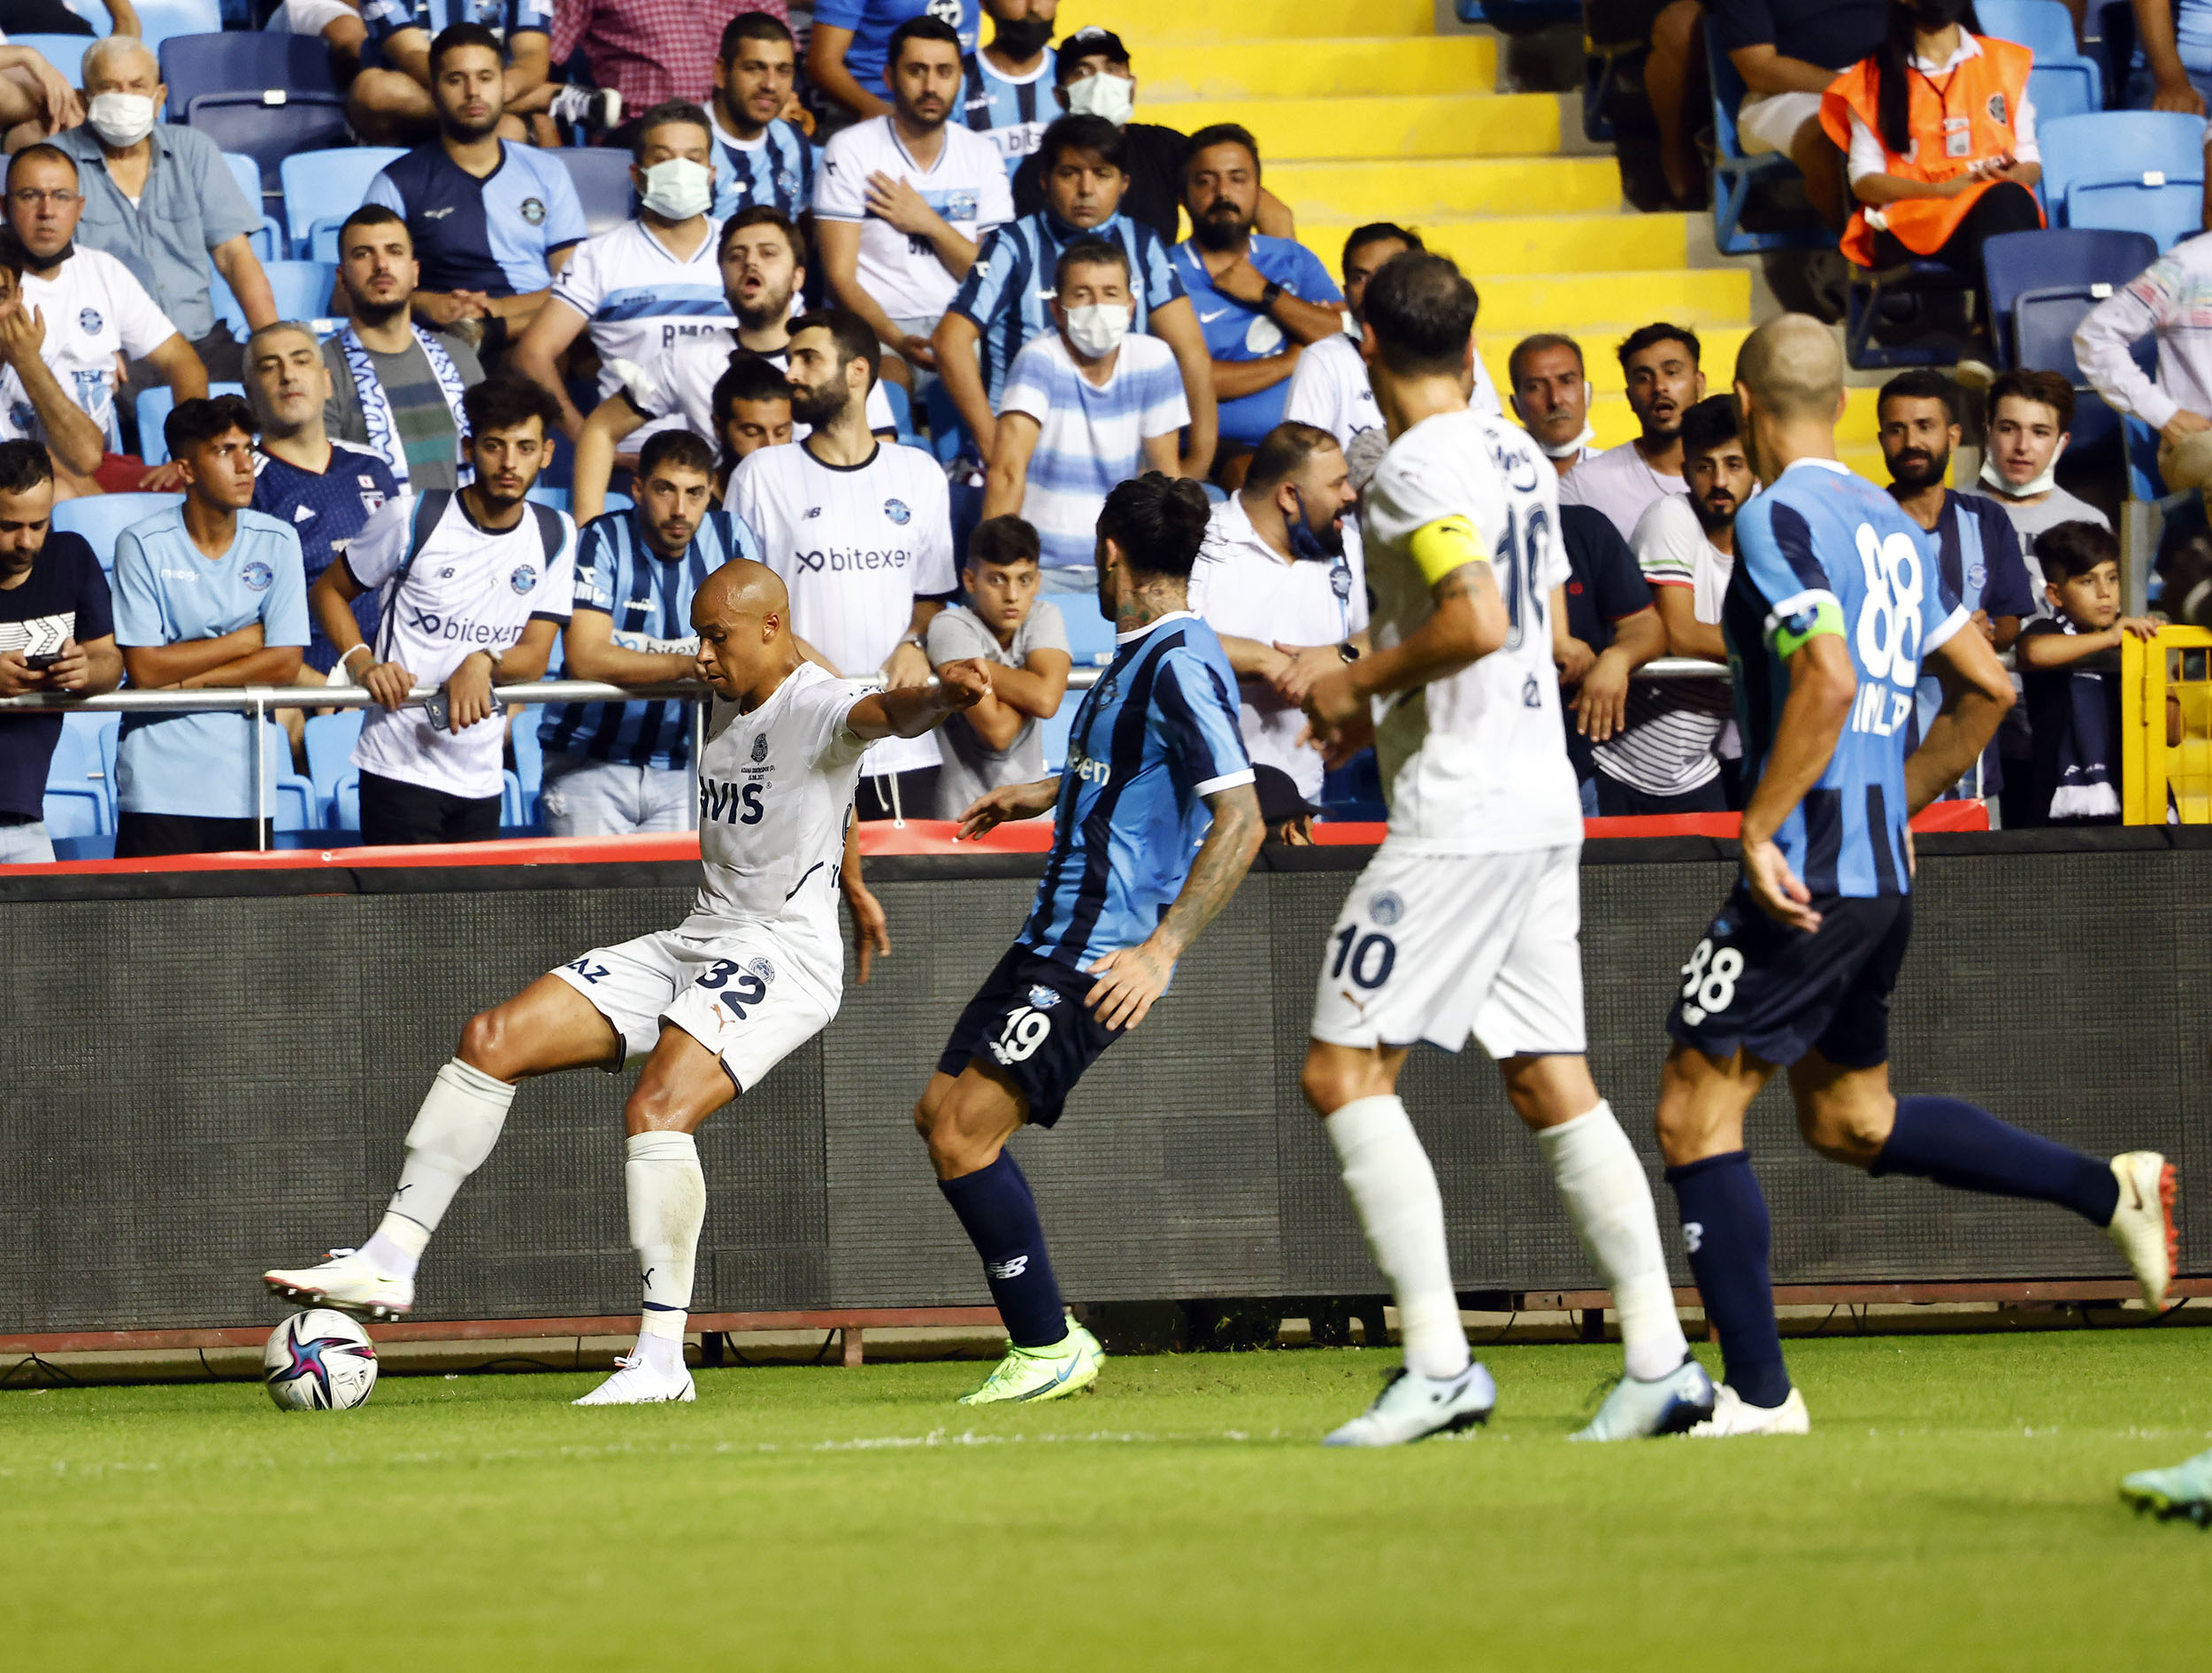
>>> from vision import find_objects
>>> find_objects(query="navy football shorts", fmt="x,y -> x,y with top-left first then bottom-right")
936,945 -> 1122,1128
1665,880 -> 1912,1070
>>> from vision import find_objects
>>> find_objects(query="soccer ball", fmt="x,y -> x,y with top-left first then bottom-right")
263,1308 -> 379,1411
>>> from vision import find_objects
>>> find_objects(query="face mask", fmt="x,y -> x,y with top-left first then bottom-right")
1064,301 -> 1131,358
1538,418 -> 1596,460
88,92 -> 157,150
995,14 -> 1055,57
1065,72 -> 1134,127
1285,487 -> 1345,559
1981,435 -> 2065,499
639,157 -> 713,221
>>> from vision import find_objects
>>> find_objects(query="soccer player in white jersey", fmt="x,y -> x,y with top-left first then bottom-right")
265,556 -> 992,1405
1299,251 -> 1715,1447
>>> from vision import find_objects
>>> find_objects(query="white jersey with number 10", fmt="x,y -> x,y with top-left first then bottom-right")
1358,407 -> 1582,856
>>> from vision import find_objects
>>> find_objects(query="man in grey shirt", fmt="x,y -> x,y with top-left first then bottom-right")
320,203 -> 482,495
57,35 -> 274,381
924,516 -> 1071,820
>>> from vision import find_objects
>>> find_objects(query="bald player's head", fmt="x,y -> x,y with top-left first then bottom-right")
691,557 -> 796,699
1734,313 -> 1841,422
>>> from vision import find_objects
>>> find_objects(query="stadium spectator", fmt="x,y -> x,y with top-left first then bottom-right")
111,395 -> 308,858
2077,235 -> 2212,494
1510,333 -> 1599,475
1978,368 -> 2109,548
1173,124 -> 1342,485
56,35 -> 275,385
2015,520 -> 2163,826
0,229 -> 108,494
323,204 -> 485,495
1819,1 -> 2043,318
1186,421 -> 1366,805
4,144 -> 204,477
815,14 -> 1012,394
350,0 -> 572,149
933,112 -> 1211,470
809,0 -> 979,123
1253,762 -> 1316,845
1010,27 -> 1295,246
925,513 -> 1069,819
708,12 -> 818,222
1286,225 -> 1502,455
572,207 -> 898,521
0,34 -> 85,153
1563,323 -> 1704,538
1643,2 -> 1711,208
0,438 -> 118,863
1709,0 -> 1888,229
539,429 -> 757,836
263,0 -> 369,75
2128,0 -> 2212,112
980,237 -> 1189,595
552,0 -> 790,127
511,101 -> 734,441
706,353 -> 793,492
1607,393 -> 1747,815
314,376 -> 576,846
727,308 -> 957,819
244,319 -> 401,756
1553,501 -> 1665,811
364,24 -> 590,361
960,0 -> 1056,179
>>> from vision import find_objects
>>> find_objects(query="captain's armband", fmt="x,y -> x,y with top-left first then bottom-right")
1408,515 -> 1488,587
1769,595 -> 1844,659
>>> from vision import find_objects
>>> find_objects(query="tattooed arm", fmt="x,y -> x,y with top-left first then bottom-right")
1085,780 -> 1263,1031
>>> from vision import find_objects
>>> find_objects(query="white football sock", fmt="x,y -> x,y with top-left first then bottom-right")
1538,1100 -> 1689,1383
360,1057 -> 516,1280
1325,1094 -> 1470,1380
626,1131 -> 705,1378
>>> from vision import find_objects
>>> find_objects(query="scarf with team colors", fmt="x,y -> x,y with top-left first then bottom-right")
342,323 -> 469,489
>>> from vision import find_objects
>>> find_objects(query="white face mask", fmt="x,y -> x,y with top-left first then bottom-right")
1980,434 -> 2065,499
1065,72 -> 1134,127
1064,301 -> 1132,358
639,157 -> 713,221
88,92 -> 157,150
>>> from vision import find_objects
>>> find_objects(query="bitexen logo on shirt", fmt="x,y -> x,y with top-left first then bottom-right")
794,548 -> 913,573
403,607 -> 521,649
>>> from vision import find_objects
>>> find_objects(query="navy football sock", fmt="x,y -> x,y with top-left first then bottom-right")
937,1150 -> 1069,1348
1665,1150 -> 1791,1409
1872,1094 -> 2121,1226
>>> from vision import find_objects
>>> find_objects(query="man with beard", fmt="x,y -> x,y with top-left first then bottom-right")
1976,367 -> 2108,552
1600,394 -> 1751,816
1878,369 -> 2036,805
815,15 -> 1012,396
709,12 -> 819,222
1510,333 -> 1599,477
959,0 -> 1056,179
1563,323 -> 1706,541
569,207 -> 895,522
321,204 -> 486,496
364,24 -> 589,363
727,309 -> 958,820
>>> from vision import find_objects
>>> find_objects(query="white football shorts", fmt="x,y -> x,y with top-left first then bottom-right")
1308,843 -> 1588,1059
551,927 -> 836,1094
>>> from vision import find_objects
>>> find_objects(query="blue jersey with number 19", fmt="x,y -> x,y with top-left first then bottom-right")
1724,457 -> 1970,899
1018,610 -> 1254,972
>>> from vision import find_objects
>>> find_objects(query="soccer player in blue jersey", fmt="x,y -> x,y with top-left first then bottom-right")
911,472 -> 1263,1404
539,429 -> 762,836
1655,315 -> 2178,1438
709,13 -> 820,224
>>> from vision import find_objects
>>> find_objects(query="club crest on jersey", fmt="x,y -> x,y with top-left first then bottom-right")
510,564 -> 539,595
1369,891 -> 1403,927
241,561 -> 273,592
942,190 -> 979,222
1026,984 -> 1062,1012
776,168 -> 800,201
1985,92 -> 2007,122
750,733 -> 769,763
926,0 -> 962,23
78,308 -> 102,334
7,401 -> 31,431
883,498 -> 911,526
519,196 -> 546,226
749,957 -> 777,986
1967,560 -> 1987,593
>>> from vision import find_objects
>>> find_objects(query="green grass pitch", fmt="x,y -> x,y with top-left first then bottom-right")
5,1331 -> 2208,1670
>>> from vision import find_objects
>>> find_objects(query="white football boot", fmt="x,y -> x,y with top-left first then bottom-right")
572,1350 -> 696,1406
1569,1355 -> 1718,1441
262,1249 -> 413,1321
1323,1361 -> 1496,1447
2105,1152 -> 2177,1309
1688,1383 -> 1810,1438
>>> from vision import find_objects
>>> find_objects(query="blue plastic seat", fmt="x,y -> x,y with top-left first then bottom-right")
333,767 -> 361,832
526,485 -> 570,512
1057,596 -> 1118,666
501,769 -> 526,829
509,715 -> 541,824
303,709 -> 363,821
159,29 -> 335,120
42,786 -> 105,840
1981,226 -> 2158,364
183,93 -> 351,206
1979,0 -> 2105,114
258,722 -> 319,833
59,710 -> 118,827
550,147 -> 636,239
281,147 -> 405,259
54,492 -> 185,568
883,380 -> 913,441
137,382 -> 247,465
221,150 -> 285,261
1706,33 -> 1829,257
2040,111 -> 2208,245
8,35 -> 95,79
133,0 -> 223,57
211,258 -> 339,337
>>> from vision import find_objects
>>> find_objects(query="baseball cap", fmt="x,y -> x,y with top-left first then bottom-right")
1056,26 -> 1133,74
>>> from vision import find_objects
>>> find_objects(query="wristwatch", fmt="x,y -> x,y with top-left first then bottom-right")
1259,279 -> 1284,311
1337,642 -> 1361,664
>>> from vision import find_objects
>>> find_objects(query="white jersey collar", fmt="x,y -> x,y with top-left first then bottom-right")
1780,457 -> 1851,478
1115,607 -> 1197,645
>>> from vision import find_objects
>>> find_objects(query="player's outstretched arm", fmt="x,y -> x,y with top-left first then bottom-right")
1740,633 -> 1857,932
1905,616 -> 2017,816
1302,554 -> 1508,760
845,657 -> 992,741
956,776 -> 1061,839
1085,781 -> 1263,1032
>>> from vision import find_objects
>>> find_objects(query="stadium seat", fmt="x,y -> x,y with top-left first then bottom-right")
2012,286 -> 2125,448
509,716 -> 541,824
183,93 -> 351,207
281,148 -> 404,259
303,710 -> 362,821
883,380 -> 913,441
59,710 -> 118,827
1978,0 -> 2105,115
603,491 -> 634,514
551,148 -> 636,239
1705,33 -> 1829,257
1845,259 -> 1977,369
2040,111 -> 2208,246
526,486 -> 570,512
45,718 -> 106,830
132,0 -> 225,58
1059,597 -> 1118,666
1981,226 -> 2157,365
211,259 -> 340,338
223,150 -> 285,262
137,382 -> 247,465
55,492 -> 185,569
259,722 -> 319,833
8,35 -> 96,79
332,767 -> 361,832
501,769 -> 526,829
159,30 -> 338,120
42,786 -> 106,840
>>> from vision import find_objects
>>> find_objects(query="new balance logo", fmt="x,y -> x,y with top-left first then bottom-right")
985,1255 -> 1029,1279
423,206 -> 457,219
1683,1222 -> 1703,1255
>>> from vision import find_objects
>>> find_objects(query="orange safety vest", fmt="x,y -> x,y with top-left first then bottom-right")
1819,35 -> 2044,268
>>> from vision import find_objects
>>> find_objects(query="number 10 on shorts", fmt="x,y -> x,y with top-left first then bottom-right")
1678,937 -> 1742,1025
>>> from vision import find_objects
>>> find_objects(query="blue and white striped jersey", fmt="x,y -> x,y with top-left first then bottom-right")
709,113 -> 818,220
362,0 -> 549,45
539,508 -> 761,771
958,48 -> 1055,176
946,209 -> 1185,411
1017,610 -> 1254,971
1724,458 -> 1970,900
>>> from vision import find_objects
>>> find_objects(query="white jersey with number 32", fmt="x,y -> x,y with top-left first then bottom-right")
1359,407 -> 1581,855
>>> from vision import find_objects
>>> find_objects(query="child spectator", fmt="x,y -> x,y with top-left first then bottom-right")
2015,521 -> 2164,826
925,514 -> 1070,819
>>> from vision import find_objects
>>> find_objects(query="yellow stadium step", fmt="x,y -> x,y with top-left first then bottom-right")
1142,93 -> 1562,162
1141,35 -> 1497,101
1303,213 -> 1694,280
1473,269 -> 1754,337
1113,0 -> 1434,44
1269,157 -> 1622,222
